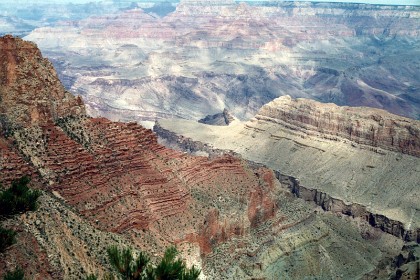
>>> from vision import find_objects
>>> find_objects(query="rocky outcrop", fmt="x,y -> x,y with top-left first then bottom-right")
0,137 -> 37,186
256,96 -> 420,157
198,109 -> 236,126
0,35 -> 85,128
0,191 -> 139,279
1,35 -> 411,279
275,172 -> 420,243
156,98 -> 420,241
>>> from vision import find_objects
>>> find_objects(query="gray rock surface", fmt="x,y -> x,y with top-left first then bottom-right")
24,1 -> 420,121
155,96 -> 420,233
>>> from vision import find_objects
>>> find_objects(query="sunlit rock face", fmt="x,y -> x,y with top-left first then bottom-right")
156,95 -> 420,242
24,1 -> 420,121
0,35 -> 416,279
0,36 -> 85,128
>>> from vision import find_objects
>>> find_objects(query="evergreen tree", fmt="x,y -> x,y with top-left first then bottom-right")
107,246 -> 200,280
3,267 -> 25,280
107,246 -> 150,280
0,176 -> 41,218
0,226 -> 17,253
150,247 -> 200,280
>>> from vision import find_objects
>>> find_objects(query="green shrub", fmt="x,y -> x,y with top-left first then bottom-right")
3,267 -> 25,280
106,246 -> 200,280
0,226 -> 17,253
84,275 -> 98,280
107,246 -> 150,280
0,176 -> 41,217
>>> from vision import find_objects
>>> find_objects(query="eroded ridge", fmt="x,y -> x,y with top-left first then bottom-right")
0,35 -> 85,128
256,96 -> 420,157
1,35 -> 417,279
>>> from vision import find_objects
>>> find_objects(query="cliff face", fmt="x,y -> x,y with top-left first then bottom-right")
0,35 -> 277,277
256,96 -> 420,157
156,96 -> 420,241
155,121 -> 420,243
0,35 -> 84,128
0,36 -> 411,279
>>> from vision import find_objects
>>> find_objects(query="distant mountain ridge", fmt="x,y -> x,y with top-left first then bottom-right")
23,0 -> 420,123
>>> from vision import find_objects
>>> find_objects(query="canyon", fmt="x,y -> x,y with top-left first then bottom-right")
1,1 -> 420,279
156,96 -> 420,241
20,0 -> 420,123
1,35 -> 418,279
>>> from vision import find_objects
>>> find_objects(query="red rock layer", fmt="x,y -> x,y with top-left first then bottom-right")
14,115 -> 276,251
0,35 -> 85,127
256,96 -> 420,157
0,225 -> 59,280
0,137 -> 37,187
0,37 -> 281,261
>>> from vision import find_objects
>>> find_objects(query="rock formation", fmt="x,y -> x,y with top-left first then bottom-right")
0,35 -> 414,279
0,35 -> 85,128
22,1 -> 420,122
257,96 -> 420,157
198,109 -> 236,126
156,95 -> 420,243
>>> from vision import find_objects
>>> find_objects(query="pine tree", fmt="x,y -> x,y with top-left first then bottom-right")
106,246 -> 200,280
0,226 -> 17,253
107,246 -> 150,280
3,267 -> 25,280
0,176 -> 41,218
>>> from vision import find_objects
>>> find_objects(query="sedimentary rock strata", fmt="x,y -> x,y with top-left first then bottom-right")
257,96 -> 420,157
0,35 -> 414,279
23,1 -> 420,121
156,96 -> 420,240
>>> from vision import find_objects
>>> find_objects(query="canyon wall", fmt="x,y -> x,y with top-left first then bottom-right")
156,95 -> 420,241
155,122 -> 420,243
256,96 -> 420,156
22,1 -> 420,121
0,35 -> 413,279
275,173 -> 420,243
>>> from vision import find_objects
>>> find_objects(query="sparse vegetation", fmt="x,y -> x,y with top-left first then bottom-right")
151,246 -> 200,280
106,246 -> 200,280
2,267 -> 25,280
0,176 -> 40,280
0,176 -> 41,218
0,226 -> 17,253
84,275 -> 98,280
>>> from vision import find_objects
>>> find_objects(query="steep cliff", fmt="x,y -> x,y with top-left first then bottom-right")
0,36 -> 411,279
156,96 -> 420,241
256,96 -> 420,157
0,35 -> 85,128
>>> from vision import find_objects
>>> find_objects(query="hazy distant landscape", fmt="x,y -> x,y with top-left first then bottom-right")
2,0 -> 419,122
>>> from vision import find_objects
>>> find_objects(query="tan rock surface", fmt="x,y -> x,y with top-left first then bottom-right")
0,35 -> 85,128
24,2 -> 420,121
0,35 -> 415,279
156,96 -> 420,232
